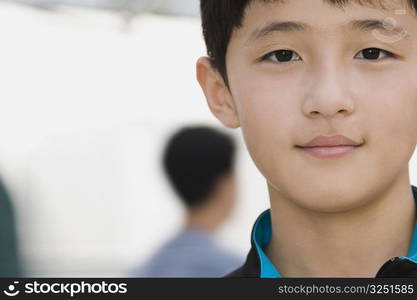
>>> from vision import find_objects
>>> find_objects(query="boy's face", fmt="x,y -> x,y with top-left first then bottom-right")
198,0 -> 417,212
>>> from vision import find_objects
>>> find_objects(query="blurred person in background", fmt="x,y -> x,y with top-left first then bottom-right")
131,126 -> 243,277
0,178 -> 21,277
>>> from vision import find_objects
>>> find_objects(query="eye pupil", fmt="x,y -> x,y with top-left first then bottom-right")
275,50 -> 294,62
362,48 -> 380,60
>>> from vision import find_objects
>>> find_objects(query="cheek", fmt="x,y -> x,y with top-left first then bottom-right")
229,73 -> 300,176
230,67 -> 301,133
368,103 -> 417,173
359,71 -> 417,158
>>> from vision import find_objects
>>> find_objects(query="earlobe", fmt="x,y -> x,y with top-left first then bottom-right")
196,57 -> 240,129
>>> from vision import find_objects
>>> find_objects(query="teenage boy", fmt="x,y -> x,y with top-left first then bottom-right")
197,0 -> 417,277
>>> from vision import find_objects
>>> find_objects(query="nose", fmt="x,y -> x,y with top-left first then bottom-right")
302,62 -> 355,119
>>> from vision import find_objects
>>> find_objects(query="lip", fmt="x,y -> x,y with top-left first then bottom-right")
296,135 -> 363,159
298,134 -> 362,148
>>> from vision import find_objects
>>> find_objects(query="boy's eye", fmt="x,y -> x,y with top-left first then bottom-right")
261,48 -> 395,64
354,48 -> 394,60
262,50 -> 301,63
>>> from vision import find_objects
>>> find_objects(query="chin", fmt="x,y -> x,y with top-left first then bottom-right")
276,180 -> 373,214
295,189 -> 373,214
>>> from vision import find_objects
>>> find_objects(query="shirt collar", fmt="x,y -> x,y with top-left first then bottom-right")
252,185 -> 417,278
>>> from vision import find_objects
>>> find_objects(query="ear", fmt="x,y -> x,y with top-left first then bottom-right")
196,57 -> 240,129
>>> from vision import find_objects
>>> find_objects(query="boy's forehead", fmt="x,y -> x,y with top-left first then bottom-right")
244,0 -> 414,20
238,0 -> 416,40
250,0 -> 410,10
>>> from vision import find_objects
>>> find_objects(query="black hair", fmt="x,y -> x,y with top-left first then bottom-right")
162,126 -> 236,209
200,0 -> 417,85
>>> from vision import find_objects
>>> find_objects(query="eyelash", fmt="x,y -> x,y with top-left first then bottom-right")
260,48 -> 396,63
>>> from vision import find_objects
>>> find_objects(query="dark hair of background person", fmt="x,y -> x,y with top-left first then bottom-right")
200,0 -> 417,86
162,126 -> 236,209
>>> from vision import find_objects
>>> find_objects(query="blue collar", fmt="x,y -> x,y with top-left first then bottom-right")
252,185 -> 417,278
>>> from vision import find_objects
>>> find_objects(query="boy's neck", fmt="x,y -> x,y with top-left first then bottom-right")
265,176 -> 416,278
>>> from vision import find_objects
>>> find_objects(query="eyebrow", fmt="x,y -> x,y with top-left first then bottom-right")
248,18 -> 408,42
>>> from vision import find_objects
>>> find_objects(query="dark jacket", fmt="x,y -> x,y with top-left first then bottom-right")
226,186 -> 417,278
226,247 -> 417,277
